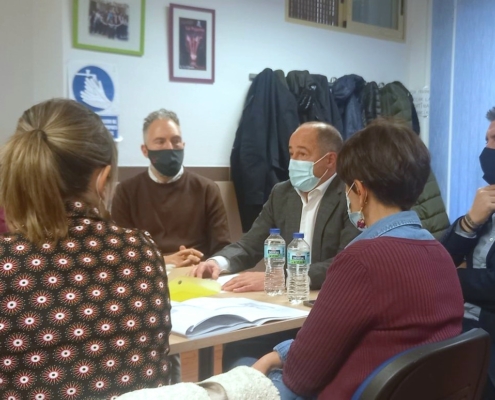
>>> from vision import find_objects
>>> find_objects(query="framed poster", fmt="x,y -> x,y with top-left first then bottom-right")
168,4 -> 215,83
73,0 -> 145,56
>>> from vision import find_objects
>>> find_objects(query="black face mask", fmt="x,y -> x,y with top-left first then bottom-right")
480,147 -> 495,185
147,149 -> 184,177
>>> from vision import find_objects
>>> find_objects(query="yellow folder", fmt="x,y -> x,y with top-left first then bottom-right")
168,276 -> 221,302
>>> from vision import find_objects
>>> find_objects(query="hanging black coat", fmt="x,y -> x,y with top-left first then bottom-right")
286,70 -> 342,133
231,68 -> 300,232
311,74 -> 343,134
360,81 -> 381,126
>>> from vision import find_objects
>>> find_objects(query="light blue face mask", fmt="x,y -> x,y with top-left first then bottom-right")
289,154 -> 328,192
346,183 -> 367,231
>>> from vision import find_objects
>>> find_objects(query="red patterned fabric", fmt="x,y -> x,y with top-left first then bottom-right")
0,201 -> 172,399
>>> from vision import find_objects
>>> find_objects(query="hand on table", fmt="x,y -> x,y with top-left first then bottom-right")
221,271 -> 265,292
164,245 -> 203,268
252,351 -> 283,376
190,259 -> 222,279
190,262 -> 265,292
468,185 -> 495,225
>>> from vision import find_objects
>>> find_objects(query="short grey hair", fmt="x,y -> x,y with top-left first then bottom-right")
142,109 -> 180,135
487,107 -> 495,122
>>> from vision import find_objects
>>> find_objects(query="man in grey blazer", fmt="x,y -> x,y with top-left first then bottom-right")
192,121 -> 359,371
192,121 -> 359,291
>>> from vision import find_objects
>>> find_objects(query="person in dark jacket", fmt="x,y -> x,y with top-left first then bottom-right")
441,106 -> 495,400
231,68 -> 300,232
412,171 -> 450,240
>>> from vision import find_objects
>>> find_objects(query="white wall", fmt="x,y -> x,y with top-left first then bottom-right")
2,0 -> 430,167
33,0 -> 66,104
0,1 -> 34,139
405,0 -> 432,146
0,0 -> 65,142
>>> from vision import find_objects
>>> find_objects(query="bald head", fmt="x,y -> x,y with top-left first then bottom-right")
289,122 -> 342,187
291,122 -> 343,158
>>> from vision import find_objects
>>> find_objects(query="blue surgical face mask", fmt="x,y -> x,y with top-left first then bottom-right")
289,154 -> 328,192
346,183 -> 366,231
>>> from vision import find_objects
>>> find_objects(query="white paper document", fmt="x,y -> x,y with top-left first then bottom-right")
216,274 -> 239,286
170,297 -> 309,338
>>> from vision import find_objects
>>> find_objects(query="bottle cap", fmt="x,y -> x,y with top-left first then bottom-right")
293,232 -> 304,239
269,228 -> 281,235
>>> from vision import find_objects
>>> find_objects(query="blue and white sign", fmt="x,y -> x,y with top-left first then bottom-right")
73,66 -> 115,113
100,116 -> 119,141
68,62 -> 122,142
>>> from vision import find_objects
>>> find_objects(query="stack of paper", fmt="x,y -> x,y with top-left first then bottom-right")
170,297 -> 309,338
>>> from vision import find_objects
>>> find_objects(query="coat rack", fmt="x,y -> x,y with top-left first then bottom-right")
249,73 -> 337,82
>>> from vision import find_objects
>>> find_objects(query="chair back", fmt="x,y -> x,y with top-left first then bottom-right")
215,181 -> 243,242
352,328 -> 491,400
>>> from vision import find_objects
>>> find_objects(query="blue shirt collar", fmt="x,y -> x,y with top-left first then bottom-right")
348,210 -> 433,247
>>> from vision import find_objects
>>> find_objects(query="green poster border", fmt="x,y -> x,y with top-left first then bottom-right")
73,0 -> 145,56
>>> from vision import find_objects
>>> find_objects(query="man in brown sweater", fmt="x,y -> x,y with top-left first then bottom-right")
111,109 -> 231,267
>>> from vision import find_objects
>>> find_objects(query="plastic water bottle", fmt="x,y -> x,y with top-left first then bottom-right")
286,232 -> 310,304
264,228 -> 286,296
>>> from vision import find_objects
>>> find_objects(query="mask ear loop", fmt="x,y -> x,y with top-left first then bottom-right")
314,153 -> 330,178
346,181 -> 355,197
357,190 -> 368,229
95,170 -> 106,212
315,152 -> 329,164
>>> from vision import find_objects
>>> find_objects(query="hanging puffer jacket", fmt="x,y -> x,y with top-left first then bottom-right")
380,81 -> 420,134
412,171 -> 450,240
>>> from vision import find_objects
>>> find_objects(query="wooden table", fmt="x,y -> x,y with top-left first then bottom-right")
167,267 -> 317,380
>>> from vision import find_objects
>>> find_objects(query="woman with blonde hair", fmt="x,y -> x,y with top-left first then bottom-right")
0,99 -> 171,399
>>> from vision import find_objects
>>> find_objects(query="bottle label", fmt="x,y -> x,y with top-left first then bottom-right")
287,250 -> 310,265
264,245 -> 285,259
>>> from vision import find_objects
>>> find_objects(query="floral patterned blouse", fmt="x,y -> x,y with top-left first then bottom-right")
0,201 -> 172,400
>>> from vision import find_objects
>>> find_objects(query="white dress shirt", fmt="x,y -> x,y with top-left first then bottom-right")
148,165 -> 184,184
295,174 -> 335,256
211,174 -> 336,271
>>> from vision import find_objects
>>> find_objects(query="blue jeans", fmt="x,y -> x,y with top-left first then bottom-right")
230,357 -> 313,399
222,329 -> 299,372
268,369 -> 315,400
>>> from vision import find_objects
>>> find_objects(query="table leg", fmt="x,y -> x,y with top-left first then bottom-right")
198,346 -> 215,381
